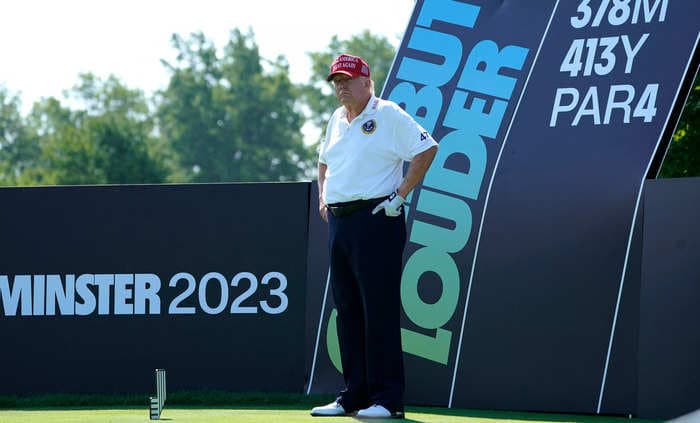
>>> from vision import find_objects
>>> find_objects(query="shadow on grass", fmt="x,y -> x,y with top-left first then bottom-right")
0,391 -> 335,411
408,406 -> 661,423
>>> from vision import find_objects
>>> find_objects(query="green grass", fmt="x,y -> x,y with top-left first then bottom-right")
0,393 -> 662,423
0,407 -> 661,423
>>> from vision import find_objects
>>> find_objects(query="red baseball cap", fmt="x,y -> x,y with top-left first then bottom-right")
326,54 -> 371,82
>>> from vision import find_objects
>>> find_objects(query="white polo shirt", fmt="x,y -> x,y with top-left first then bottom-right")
319,96 -> 437,205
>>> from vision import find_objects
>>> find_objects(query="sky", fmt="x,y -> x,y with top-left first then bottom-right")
0,0 -> 415,115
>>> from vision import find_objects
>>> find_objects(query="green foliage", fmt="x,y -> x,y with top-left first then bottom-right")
0,87 -> 40,186
658,73 -> 700,177
302,30 -> 398,139
157,29 -> 312,183
19,75 -> 168,185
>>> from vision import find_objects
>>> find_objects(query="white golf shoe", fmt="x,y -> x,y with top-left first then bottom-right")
310,401 -> 348,416
357,404 -> 404,418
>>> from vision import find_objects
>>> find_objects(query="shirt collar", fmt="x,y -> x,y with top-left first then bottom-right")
341,95 -> 379,120
364,96 -> 379,116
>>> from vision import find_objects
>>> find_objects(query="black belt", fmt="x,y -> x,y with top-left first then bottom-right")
327,197 -> 385,217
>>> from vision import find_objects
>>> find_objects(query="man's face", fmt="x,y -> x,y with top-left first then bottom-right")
331,75 -> 368,105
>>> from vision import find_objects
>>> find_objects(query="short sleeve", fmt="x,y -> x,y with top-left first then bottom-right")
390,103 -> 438,162
318,110 -> 337,164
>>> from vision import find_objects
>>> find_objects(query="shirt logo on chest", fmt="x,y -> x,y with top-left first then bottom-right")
361,119 -> 377,135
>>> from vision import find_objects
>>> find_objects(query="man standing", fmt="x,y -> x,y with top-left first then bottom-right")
310,54 -> 437,419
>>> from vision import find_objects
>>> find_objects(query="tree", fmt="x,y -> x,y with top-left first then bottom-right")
659,73 -> 700,177
303,31 -> 398,136
20,74 -> 168,185
157,29 -> 312,183
0,87 -> 39,186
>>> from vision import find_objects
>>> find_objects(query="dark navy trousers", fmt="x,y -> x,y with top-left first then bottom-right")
328,205 -> 406,413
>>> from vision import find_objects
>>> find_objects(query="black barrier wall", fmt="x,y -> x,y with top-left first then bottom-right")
0,178 -> 699,418
638,177 -> 700,420
0,183 -> 309,394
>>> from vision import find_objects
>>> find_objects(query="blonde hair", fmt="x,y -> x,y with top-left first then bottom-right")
360,77 -> 375,95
